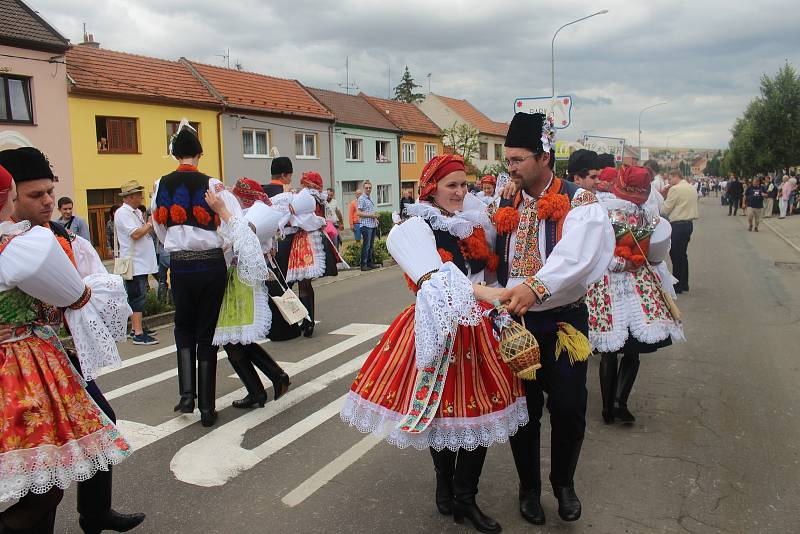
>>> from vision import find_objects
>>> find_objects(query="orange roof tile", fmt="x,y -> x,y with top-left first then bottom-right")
66,46 -> 219,107
306,88 -> 398,132
433,94 -> 508,137
0,0 -> 70,53
361,94 -> 441,136
188,61 -> 333,121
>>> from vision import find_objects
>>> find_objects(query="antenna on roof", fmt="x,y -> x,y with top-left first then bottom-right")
216,48 -> 231,69
338,56 -> 358,95
235,60 -> 243,71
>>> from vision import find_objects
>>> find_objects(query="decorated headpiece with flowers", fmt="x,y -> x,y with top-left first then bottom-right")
300,171 -> 323,191
233,177 -> 270,208
418,154 -> 466,201
504,112 -> 556,154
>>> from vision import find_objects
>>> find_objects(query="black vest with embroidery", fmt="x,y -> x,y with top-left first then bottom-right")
155,170 -> 218,231
495,179 -> 580,287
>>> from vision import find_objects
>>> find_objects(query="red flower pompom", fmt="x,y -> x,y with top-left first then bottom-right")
537,192 -> 570,221
493,206 -> 520,234
460,228 -> 490,260
154,206 -> 168,225
437,248 -> 454,263
170,205 -> 187,224
486,253 -> 499,272
193,206 -> 212,226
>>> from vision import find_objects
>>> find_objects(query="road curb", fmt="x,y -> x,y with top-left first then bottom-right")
762,220 -> 800,255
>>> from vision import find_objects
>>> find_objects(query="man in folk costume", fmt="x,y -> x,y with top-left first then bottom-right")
1,147 -> 145,534
494,113 -> 614,525
152,121 -> 239,427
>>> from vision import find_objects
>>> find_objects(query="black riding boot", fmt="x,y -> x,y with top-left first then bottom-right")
599,353 -> 618,424
509,421 -> 545,525
173,347 -> 196,413
614,353 -> 640,423
246,344 -> 290,400
550,439 -> 583,522
429,448 -> 456,515
197,353 -> 218,427
300,292 -> 315,338
226,344 -> 268,409
77,467 -> 146,533
452,447 -> 501,533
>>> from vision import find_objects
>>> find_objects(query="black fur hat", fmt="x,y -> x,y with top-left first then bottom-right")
270,156 -> 293,176
567,149 -> 599,176
0,147 -> 54,182
170,127 -> 203,158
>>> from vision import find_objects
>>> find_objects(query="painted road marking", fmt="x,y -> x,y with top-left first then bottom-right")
281,434 -> 382,507
169,355 -> 367,486
106,323 -> 385,401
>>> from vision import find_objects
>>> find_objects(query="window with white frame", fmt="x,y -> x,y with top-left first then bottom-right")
345,138 -> 363,161
242,128 -> 270,157
295,132 -> 318,158
375,140 -> 391,163
402,142 -> 416,163
424,143 -> 437,162
376,184 -> 391,206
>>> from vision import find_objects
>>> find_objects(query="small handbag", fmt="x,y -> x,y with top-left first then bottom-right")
112,222 -> 134,280
267,257 -> 308,325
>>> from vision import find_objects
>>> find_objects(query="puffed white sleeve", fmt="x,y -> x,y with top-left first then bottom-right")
647,217 -> 672,264
531,202 -> 615,310
72,235 -> 108,277
1,226 -> 131,380
218,216 -> 268,286
388,217 -> 482,369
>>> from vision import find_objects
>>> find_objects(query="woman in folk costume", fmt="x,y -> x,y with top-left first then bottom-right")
0,158 -> 131,533
282,171 -> 339,337
152,120 -> 240,427
341,154 -> 527,534
210,178 -> 290,408
588,165 -> 684,424
475,175 -> 497,206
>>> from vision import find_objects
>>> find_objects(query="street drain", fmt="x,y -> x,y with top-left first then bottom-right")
775,262 -> 800,271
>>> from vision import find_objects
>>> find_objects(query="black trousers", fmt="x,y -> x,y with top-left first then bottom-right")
728,196 -> 742,215
509,304 -> 589,491
171,256 -> 227,361
669,221 -> 693,290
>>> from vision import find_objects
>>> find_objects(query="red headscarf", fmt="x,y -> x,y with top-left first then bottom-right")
612,165 -> 651,205
418,154 -> 466,200
597,167 -> 617,192
301,171 -> 324,191
480,174 -> 496,186
0,164 -> 12,212
233,177 -> 269,208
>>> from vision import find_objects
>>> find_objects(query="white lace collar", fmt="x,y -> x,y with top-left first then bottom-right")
403,201 -> 490,240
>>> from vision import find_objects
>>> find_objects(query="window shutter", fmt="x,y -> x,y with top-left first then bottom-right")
108,119 -> 122,151
122,119 -> 137,152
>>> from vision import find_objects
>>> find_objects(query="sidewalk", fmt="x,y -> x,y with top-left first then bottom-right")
762,213 -> 800,254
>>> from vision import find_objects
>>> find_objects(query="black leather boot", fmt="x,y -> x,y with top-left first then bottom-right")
550,440 -> 583,522
173,348 -> 196,413
509,421 -> 544,524
247,344 -> 290,401
614,353 -> 640,423
77,467 -> 146,533
300,293 -> 315,338
197,356 -> 218,427
599,353 -> 618,424
452,447 -> 501,533
429,448 -> 456,515
227,345 -> 268,409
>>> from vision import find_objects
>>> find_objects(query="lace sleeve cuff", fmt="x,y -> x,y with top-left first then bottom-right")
63,273 -> 132,381
413,262 -> 483,370
224,216 -> 269,286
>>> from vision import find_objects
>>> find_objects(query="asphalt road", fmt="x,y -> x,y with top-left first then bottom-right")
43,197 -> 800,533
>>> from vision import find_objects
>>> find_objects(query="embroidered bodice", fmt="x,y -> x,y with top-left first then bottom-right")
0,287 -> 38,325
154,169 -> 219,231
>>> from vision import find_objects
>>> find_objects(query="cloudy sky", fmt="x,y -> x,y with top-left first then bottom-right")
33,0 -> 799,148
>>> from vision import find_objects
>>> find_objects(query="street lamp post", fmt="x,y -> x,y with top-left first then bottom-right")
551,10 -> 609,103
638,101 -> 667,160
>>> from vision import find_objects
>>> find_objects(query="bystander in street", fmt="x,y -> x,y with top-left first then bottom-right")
356,181 -> 379,270
662,170 -> 699,294
727,176 -> 744,216
325,187 -> 344,248
764,176 -> 778,218
349,189 -> 362,242
54,196 -> 91,241
745,177 -> 766,231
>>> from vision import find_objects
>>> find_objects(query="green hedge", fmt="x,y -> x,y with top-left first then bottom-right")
343,237 -> 389,267
377,211 -> 394,236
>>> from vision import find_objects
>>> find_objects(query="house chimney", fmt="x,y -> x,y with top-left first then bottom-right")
80,32 -> 101,48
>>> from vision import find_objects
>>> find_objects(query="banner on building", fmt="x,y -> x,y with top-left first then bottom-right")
513,95 -> 573,129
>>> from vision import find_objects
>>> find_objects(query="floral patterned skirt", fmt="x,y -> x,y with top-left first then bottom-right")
340,305 -> 528,451
0,328 -> 130,502
286,230 -> 338,283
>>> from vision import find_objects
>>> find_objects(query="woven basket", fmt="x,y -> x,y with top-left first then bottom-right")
498,318 -> 541,380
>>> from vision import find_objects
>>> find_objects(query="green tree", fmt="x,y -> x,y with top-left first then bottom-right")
442,122 -> 480,166
393,66 -> 425,103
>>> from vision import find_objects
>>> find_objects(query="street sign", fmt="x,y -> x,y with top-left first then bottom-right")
514,95 -> 573,129
580,135 -> 626,163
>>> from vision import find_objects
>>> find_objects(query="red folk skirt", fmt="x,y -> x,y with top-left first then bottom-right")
0,327 -> 131,502
340,303 -> 528,451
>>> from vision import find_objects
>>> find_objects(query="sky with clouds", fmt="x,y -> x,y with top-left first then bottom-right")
32,0 -> 800,149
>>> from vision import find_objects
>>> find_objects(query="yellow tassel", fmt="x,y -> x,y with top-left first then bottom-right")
554,322 -> 592,365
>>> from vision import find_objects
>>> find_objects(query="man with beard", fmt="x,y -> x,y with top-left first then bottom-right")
494,113 -> 614,526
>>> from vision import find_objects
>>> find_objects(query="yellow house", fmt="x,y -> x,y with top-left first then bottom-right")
362,94 -> 443,197
66,43 -> 223,258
